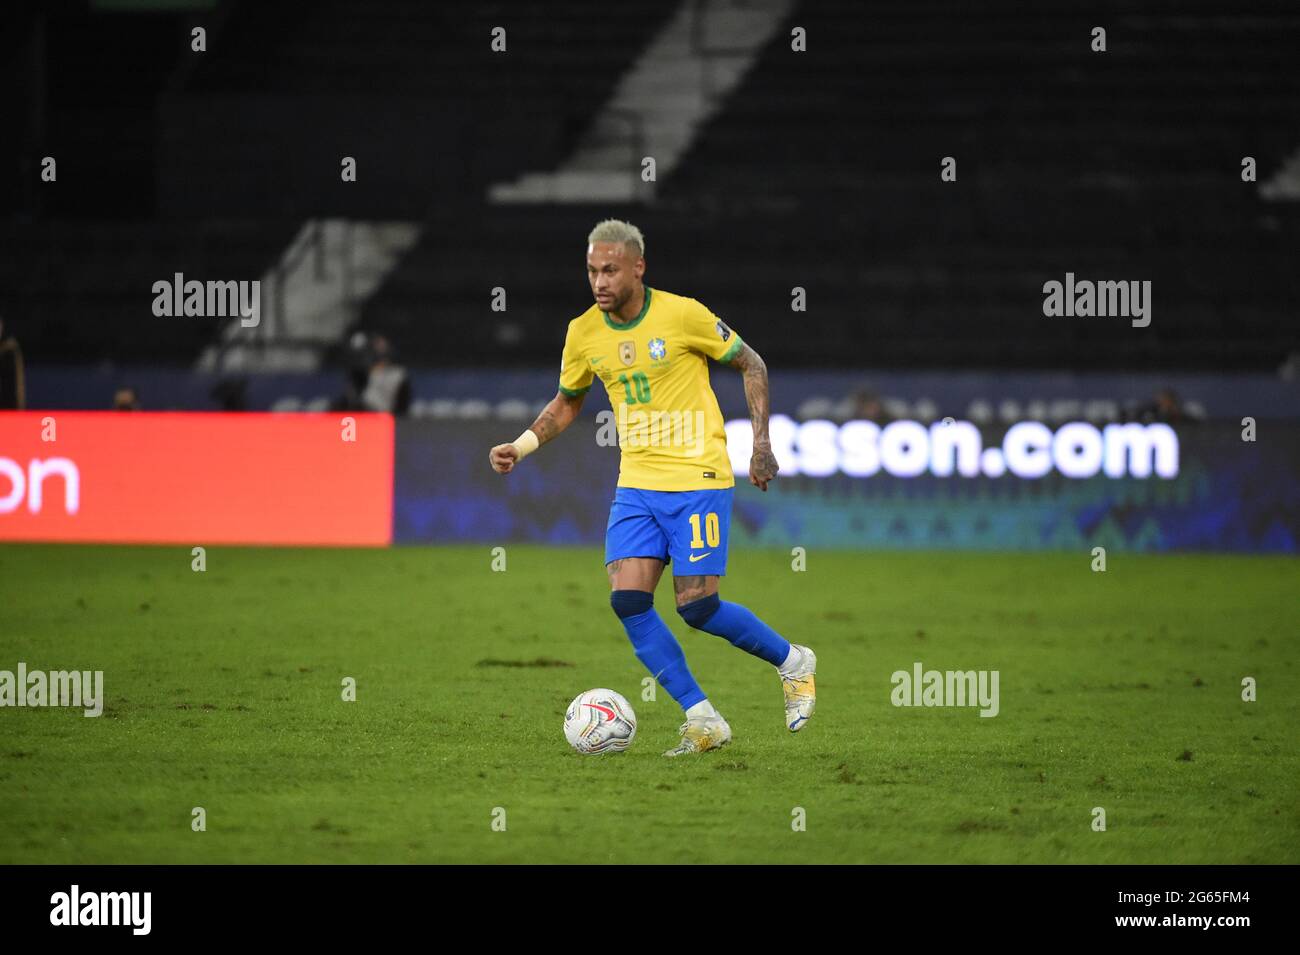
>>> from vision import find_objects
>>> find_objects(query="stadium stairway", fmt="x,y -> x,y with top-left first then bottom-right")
489,0 -> 796,203
352,0 -> 1300,371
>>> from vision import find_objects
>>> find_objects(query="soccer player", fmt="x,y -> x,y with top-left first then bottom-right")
489,220 -> 816,756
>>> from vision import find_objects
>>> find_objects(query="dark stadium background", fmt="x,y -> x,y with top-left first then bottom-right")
2,0 -> 1296,554
0,0 -> 1297,878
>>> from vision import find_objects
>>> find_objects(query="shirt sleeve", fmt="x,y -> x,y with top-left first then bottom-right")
680,298 -> 744,363
558,321 -> 594,397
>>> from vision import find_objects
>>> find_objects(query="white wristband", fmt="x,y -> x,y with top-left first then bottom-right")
511,429 -> 540,460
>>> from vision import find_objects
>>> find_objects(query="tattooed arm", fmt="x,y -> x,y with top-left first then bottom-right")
726,342 -> 779,491
489,390 -> 585,473
527,389 -> 586,446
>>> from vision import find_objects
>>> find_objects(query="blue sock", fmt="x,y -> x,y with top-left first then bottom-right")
677,594 -> 791,666
610,590 -> 707,710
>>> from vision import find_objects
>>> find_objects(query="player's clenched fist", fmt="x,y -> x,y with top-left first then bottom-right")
489,429 -> 540,474
489,443 -> 520,473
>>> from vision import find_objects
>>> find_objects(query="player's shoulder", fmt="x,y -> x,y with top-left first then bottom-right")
565,303 -> 604,339
650,287 -> 701,313
650,288 -> 714,327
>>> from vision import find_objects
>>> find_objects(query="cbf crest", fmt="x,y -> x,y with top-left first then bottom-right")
619,340 -> 636,366
648,337 -> 667,361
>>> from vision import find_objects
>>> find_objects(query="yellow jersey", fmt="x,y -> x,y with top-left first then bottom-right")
558,287 -> 744,491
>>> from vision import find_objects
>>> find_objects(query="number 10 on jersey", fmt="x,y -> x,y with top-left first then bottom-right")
618,372 -> 651,404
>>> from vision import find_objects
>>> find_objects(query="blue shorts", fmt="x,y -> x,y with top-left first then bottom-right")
604,487 -> 733,577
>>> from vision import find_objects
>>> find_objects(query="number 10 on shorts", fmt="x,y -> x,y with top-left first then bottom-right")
688,512 -> 721,549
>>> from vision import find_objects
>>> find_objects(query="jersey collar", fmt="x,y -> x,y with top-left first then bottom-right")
602,286 -> 652,331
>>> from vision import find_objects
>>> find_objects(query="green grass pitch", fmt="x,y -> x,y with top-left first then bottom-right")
0,543 -> 1295,864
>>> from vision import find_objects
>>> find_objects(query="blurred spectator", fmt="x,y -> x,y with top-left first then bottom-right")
113,386 -> 141,411
361,335 -> 411,416
0,317 -> 25,410
347,331 -> 372,404
1280,351 -> 1300,381
333,331 -> 373,411
848,387 -> 894,425
1135,387 -> 1201,425
210,377 -> 248,412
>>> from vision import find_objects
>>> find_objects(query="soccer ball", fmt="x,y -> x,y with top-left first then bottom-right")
563,688 -> 637,754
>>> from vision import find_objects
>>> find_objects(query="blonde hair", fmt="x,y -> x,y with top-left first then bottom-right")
587,219 -> 645,258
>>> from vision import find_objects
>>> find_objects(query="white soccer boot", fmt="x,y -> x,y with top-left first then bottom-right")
781,644 -> 817,732
663,713 -> 732,756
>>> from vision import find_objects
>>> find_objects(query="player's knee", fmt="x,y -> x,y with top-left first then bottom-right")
610,589 -> 654,619
677,593 -> 721,630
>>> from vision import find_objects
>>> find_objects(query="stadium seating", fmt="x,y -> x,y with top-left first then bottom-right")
6,0 -> 1298,371
0,220 -> 299,365
360,0 -> 1299,370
